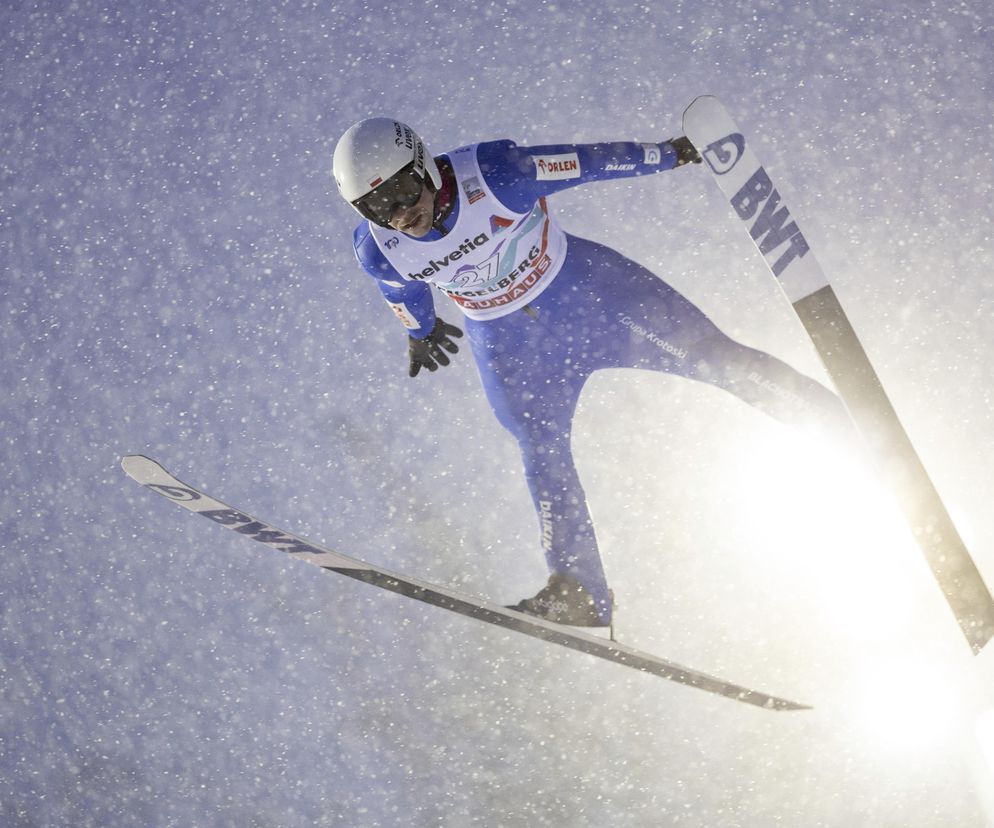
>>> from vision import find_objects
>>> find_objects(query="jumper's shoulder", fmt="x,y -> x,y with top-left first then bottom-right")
352,222 -> 400,281
475,138 -> 531,178
474,139 -> 537,213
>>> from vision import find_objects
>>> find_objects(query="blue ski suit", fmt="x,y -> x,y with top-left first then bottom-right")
348,138 -> 846,623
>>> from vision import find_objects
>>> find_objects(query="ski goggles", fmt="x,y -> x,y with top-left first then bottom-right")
352,161 -> 425,226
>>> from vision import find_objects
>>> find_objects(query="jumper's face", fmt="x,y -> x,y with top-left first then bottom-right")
388,183 -> 435,237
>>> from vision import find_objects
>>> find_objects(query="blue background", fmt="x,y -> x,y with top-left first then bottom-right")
4,2 -> 994,825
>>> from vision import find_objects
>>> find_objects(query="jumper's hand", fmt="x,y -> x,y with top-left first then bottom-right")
408,318 -> 464,377
667,136 -> 702,167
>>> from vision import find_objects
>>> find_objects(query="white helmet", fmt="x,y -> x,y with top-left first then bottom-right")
332,117 -> 442,226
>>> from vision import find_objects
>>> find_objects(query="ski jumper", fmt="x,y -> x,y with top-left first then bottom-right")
349,138 -> 847,623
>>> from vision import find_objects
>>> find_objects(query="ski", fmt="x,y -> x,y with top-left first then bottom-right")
683,95 -> 994,653
122,454 -> 809,711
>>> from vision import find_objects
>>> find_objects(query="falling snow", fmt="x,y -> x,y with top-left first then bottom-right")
3,1 -> 994,826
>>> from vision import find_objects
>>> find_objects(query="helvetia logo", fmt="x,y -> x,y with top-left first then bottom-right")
406,233 -> 491,280
703,133 -> 746,175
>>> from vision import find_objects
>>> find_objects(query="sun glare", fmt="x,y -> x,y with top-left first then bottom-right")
851,658 -> 962,754
977,709 -> 994,776
733,429 -> 921,641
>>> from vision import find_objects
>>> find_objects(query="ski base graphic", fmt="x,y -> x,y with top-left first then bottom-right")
122,455 -> 810,711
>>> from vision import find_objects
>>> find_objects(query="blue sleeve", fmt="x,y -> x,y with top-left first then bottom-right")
353,224 -> 437,339
477,138 -> 681,214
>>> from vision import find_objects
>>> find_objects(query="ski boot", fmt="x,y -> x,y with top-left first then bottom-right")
508,573 -> 611,627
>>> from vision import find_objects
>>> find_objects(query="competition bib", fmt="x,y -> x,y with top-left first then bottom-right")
370,144 -> 568,321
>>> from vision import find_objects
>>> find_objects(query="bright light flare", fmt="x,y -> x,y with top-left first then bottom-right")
977,709 -> 994,777
731,428 -> 920,641
852,657 -> 962,754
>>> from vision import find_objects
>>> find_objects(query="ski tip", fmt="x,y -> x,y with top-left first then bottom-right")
121,454 -> 166,482
682,94 -> 720,118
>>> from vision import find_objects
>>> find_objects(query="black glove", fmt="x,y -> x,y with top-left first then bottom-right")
408,317 -> 464,377
668,136 -> 702,167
